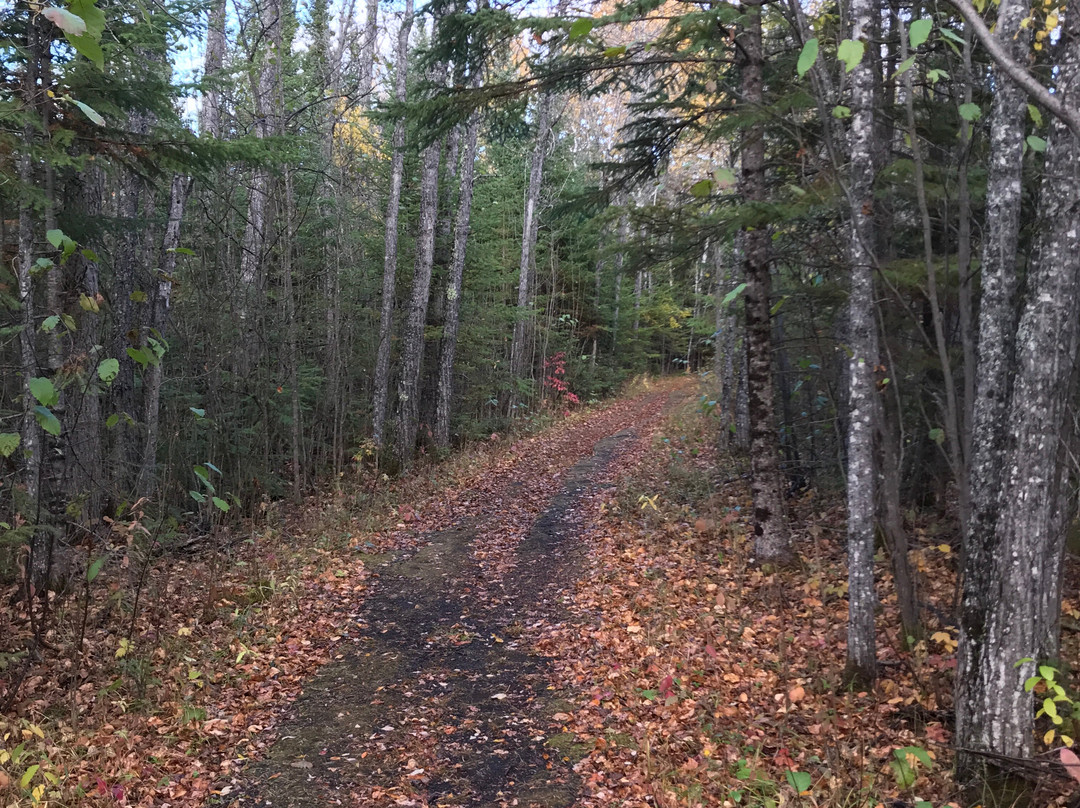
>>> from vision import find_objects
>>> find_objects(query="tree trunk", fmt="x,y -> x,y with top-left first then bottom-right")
738,0 -> 790,564
372,0 -> 414,449
509,90 -> 556,405
236,0 -> 281,375
843,0 -> 879,685
357,0 -> 380,100
957,0 -> 1080,784
435,82 -> 481,450
394,62 -> 447,468
137,175 -> 192,498
200,0 -> 228,138
955,0 -> 1031,783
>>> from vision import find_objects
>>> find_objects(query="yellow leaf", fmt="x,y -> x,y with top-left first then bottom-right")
1046,728 -> 1056,745
116,637 -> 131,659
177,626 -> 192,637
1064,735 -> 1074,747
28,724 -> 44,739
930,631 -> 951,643
936,544 -> 951,554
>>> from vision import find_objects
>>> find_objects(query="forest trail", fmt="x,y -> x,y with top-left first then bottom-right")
234,384 -> 683,807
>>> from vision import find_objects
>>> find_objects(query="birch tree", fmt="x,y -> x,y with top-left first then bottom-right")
956,0 -> 1080,784
955,0 -> 1033,782
842,0 -> 879,685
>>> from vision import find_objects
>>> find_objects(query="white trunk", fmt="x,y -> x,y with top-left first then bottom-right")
372,0 -> 414,448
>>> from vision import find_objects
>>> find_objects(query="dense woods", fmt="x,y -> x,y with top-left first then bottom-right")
3,0 -> 1080,802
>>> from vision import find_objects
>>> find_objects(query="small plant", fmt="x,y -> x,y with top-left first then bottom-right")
889,745 -> 934,795
1019,658 -> 1079,745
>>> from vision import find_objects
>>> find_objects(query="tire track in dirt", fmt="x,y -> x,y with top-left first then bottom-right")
231,387 -> 681,807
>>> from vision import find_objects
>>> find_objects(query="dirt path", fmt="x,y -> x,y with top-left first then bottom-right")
233,388 -> 678,808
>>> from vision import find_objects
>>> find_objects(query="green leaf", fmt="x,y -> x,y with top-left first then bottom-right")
126,346 -> 152,368
46,229 -> 65,249
892,55 -> 916,78
28,377 -> 58,407
940,27 -> 965,44
909,18 -> 933,49
212,497 -> 230,512
205,462 -> 222,475
1026,135 -> 1048,152
193,465 -> 210,483
189,490 -> 206,503
1044,697 -> 1060,720
785,769 -> 812,793
69,0 -> 106,37
1040,664 -> 1057,681
928,427 -> 944,444
34,406 -> 61,436
832,105 -> 852,119
130,290 -> 147,303
41,315 -> 60,332
20,764 -> 39,790
722,282 -> 747,308
87,556 -> 106,582
67,33 -> 104,70
837,39 -> 865,73
926,68 -> 949,83
1016,657 -> 1036,667
1028,104 -> 1044,126
690,179 -> 713,197
168,247 -> 196,256
105,413 -> 119,428
568,17 -> 594,40
796,38 -> 819,78
639,689 -> 658,700
958,102 -> 982,122
72,98 -> 105,125
97,357 -> 119,384
60,312 -> 77,332
42,6 -> 86,35
603,45 -> 626,58
0,433 -> 20,458
189,407 -> 206,418
1025,675 -> 1041,692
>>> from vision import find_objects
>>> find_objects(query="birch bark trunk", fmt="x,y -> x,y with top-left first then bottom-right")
372,0 -> 414,448
236,0 -> 281,375
394,60 -> 448,468
137,175 -> 192,498
843,0 -> 879,684
509,90 -> 555,405
955,0 -> 1031,782
435,81 -> 482,450
957,0 -> 1080,784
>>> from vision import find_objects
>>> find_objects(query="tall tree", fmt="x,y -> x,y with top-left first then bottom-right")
842,0 -> 880,684
738,0 -> 790,563
508,89 -> 556,405
956,0 -> 1080,785
955,0 -> 1032,783
372,0 -> 415,449
394,59 -> 448,467
435,77 -> 482,449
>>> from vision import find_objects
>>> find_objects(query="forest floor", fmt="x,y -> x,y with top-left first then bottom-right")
3,376 -> 1079,807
